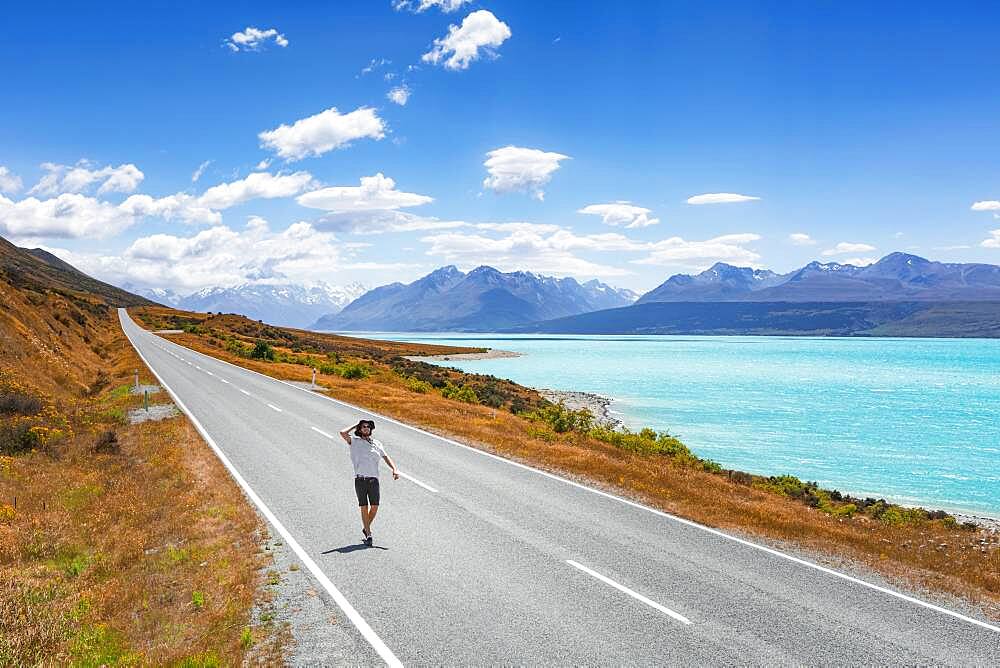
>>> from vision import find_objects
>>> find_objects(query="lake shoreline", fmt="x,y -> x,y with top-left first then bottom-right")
410,340 -> 1000,529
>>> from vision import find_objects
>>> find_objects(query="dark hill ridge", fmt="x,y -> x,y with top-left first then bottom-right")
505,300 -> 1000,338
311,265 -> 638,331
0,235 -> 150,307
638,253 -> 1000,304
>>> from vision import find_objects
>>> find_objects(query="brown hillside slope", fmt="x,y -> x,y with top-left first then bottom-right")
0,239 -> 290,664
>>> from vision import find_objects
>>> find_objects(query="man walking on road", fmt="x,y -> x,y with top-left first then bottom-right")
340,419 -> 399,546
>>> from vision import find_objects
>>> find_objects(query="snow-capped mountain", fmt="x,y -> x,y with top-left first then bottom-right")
311,266 -> 638,331
126,281 -> 368,328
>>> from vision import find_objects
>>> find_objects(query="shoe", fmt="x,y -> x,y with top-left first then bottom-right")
364,535 -> 373,547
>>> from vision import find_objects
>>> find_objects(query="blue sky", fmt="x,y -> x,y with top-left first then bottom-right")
2,0 -> 1000,294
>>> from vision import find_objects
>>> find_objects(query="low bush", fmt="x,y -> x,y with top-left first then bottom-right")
0,421 -> 39,455
250,341 -> 275,361
92,430 -> 119,454
0,391 -> 43,416
338,363 -> 370,380
441,382 -> 479,404
404,377 -> 433,394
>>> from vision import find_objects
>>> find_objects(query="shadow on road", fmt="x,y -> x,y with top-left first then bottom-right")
322,543 -> 390,554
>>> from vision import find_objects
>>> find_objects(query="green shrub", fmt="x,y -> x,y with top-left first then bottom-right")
523,401 -> 592,433
404,377 -> 433,394
0,421 -> 39,455
338,363 -> 370,380
225,339 -> 250,357
191,590 -> 205,610
441,382 -> 479,404
250,341 -> 274,361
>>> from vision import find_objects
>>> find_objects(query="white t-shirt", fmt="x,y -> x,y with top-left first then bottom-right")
349,435 -> 386,478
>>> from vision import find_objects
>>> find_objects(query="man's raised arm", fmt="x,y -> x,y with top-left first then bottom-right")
339,422 -> 359,445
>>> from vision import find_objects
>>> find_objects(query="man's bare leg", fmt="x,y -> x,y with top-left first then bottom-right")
367,505 -> 379,530
360,505 -> 371,535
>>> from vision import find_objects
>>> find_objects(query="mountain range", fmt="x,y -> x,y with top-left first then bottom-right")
509,253 -> 1000,337
311,265 -> 639,331
124,281 -> 367,329
637,253 -> 1000,303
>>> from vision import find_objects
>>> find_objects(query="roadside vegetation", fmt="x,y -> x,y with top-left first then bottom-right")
133,305 -> 1000,621
0,286 -> 288,664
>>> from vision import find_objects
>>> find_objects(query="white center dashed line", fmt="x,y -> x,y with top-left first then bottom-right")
398,472 -> 439,493
239,389 -> 251,396
311,426 -> 334,439
566,560 -> 691,625
219,378 -> 230,384
267,403 -> 283,413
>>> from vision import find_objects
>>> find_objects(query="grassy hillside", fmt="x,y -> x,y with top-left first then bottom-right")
131,306 -> 1000,621
0,240 -> 289,664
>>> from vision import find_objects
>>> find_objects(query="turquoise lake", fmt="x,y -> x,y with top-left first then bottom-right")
348,333 -> 1000,517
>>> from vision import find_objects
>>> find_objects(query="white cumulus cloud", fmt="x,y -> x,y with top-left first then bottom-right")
28,161 -> 145,197
422,10 -> 512,71
226,26 -> 288,52
788,232 -> 816,246
971,200 -> 1000,211
822,241 -> 876,256
48,219 -> 348,292
119,193 -> 222,226
686,193 -> 760,205
387,85 -> 411,106
981,229 -> 1000,249
0,166 -> 23,194
297,173 -> 432,213
258,106 -> 386,161
483,145 -> 569,200
578,202 -> 659,228
197,171 -> 316,210
0,193 -> 136,239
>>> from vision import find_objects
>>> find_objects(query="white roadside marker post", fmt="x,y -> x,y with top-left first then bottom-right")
312,367 -> 317,390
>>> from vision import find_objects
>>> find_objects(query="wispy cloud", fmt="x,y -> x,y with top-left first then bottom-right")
387,84 -> 411,106
0,166 -> 23,194
686,193 -> 760,205
578,202 -> 659,228
788,232 -> 816,246
822,241 -> 876,256
393,0 -> 472,13
191,160 -> 212,183
297,173 -> 432,213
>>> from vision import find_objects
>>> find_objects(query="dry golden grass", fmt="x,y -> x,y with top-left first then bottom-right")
139,307 -> 1000,622
0,289 -> 288,664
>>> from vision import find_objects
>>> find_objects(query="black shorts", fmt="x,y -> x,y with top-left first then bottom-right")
354,476 -> 380,506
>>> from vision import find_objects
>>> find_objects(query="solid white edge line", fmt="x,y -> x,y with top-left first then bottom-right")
311,426 -> 334,439
118,312 -> 404,667
566,560 -> 691,625
129,310 -> 1000,634
267,403 -> 283,413
397,471 -> 439,494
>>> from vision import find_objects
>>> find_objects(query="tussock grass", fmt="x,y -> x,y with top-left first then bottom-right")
1,297 -> 288,663
136,305 -> 1000,621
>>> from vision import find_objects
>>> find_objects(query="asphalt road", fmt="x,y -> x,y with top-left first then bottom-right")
119,309 -> 1000,666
